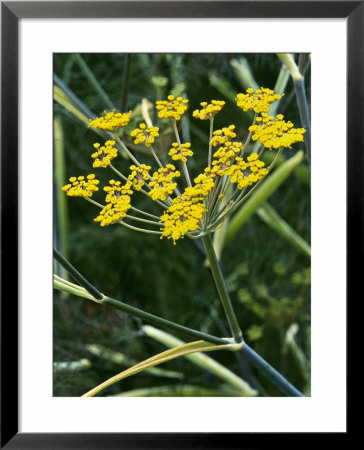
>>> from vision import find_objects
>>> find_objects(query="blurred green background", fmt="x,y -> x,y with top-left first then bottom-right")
53,53 -> 311,397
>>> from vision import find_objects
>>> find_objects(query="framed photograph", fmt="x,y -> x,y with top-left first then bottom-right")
1,1 -> 358,448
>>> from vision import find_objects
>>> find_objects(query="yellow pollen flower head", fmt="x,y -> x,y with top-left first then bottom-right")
249,113 -> 306,149
192,100 -> 225,120
148,164 -> 180,201
89,110 -> 132,131
210,125 -> 236,146
168,142 -> 193,163
128,164 -> 151,191
155,95 -> 189,120
91,140 -> 118,168
236,87 -> 282,114
225,153 -> 268,189
62,174 -> 99,197
130,123 -> 160,147
160,196 -> 206,244
103,179 -> 134,204
94,196 -> 132,227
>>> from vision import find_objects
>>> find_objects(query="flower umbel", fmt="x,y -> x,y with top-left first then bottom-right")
91,140 -> 118,168
94,197 -> 132,227
249,113 -> 306,149
89,110 -> 132,131
193,100 -> 225,120
148,164 -> 180,201
130,123 -> 159,147
168,142 -> 193,163
210,125 -> 237,147
226,153 -> 268,189
128,164 -> 151,191
236,88 -> 282,114
155,95 -> 189,120
62,174 -> 99,197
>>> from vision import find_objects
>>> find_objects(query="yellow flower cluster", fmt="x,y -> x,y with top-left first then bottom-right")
160,198 -> 206,244
226,153 -> 268,189
155,95 -> 189,120
148,164 -> 180,201
236,88 -> 282,114
168,142 -> 193,163
91,140 -> 118,168
160,172 -> 215,244
103,179 -> 133,203
249,113 -> 306,149
130,123 -> 159,147
62,174 -> 99,197
128,164 -> 151,191
94,198 -> 132,227
211,141 -> 243,177
89,110 -> 132,131
210,125 -> 236,147
192,100 -> 225,120
94,179 -> 133,227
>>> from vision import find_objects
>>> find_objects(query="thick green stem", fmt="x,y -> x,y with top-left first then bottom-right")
241,344 -> 304,397
202,235 -> 243,343
53,249 -> 103,300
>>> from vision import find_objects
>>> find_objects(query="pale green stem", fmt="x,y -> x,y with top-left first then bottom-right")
118,220 -> 162,235
202,234 -> 243,344
84,197 -> 104,208
125,214 -> 162,227
130,206 -> 160,221
149,144 -> 164,169
113,133 -> 140,166
182,161 -> 192,187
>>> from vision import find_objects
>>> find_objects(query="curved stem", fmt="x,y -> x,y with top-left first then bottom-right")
202,234 -> 243,344
118,220 -> 162,235
125,214 -> 162,227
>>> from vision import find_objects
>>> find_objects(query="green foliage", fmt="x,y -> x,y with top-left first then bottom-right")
54,53 -> 310,396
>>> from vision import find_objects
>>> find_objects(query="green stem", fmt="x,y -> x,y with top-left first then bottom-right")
53,248 -> 103,300
53,275 -> 228,347
149,145 -> 164,169
113,133 -> 140,166
73,54 -> 114,110
241,344 -> 304,397
118,220 -> 162,235
202,234 -> 243,344
121,54 -> 130,112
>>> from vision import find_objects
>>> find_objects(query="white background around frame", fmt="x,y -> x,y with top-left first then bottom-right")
19,18 -> 346,432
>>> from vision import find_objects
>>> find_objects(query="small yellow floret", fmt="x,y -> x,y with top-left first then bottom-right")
210,125 -> 236,146
62,174 -> 99,197
91,140 -> 118,168
193,100 -> 225,120
130,124 -> 160,147
236,87 -> 282,114
148,164 -> 180,201
168,142 -> 193,163
248,113 -> 306,149
155,95 -> 189,121
128,164 -> 151,191
89,110 -> 132,131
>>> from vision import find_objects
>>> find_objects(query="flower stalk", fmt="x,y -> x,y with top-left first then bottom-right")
202,234 -> 243,344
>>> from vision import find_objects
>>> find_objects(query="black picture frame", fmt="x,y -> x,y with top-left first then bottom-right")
1,1 -> 358,448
